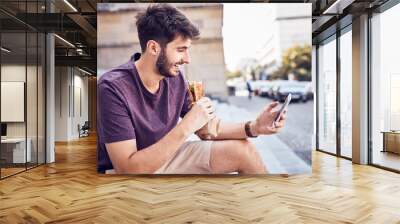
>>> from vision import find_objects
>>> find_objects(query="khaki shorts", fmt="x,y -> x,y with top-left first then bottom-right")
105,141 -> 213,174
155,141 -> 213,174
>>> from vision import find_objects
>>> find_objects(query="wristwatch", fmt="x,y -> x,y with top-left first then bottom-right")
245,121 -> 258,138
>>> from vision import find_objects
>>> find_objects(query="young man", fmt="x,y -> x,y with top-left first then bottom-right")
97,4 -> 286,174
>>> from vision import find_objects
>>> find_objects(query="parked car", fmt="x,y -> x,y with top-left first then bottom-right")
273,81 -> 311,102
270,80 -> 289,101
258,81 -> 275,97
250,80 -> 262,96
301,82 -> 314,102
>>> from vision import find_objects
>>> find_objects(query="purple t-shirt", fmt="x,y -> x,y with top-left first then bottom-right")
97,53 -> 192,173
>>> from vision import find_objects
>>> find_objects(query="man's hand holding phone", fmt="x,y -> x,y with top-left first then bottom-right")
250,94 -> 290,136
273,93 -> 291,127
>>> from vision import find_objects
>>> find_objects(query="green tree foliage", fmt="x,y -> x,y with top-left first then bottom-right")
225,70 -> 243,79
269,44 -> 311,81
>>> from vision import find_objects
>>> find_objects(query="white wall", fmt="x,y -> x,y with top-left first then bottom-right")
54,67 -> 89,141
72,72 -> 89,138
55,66 -> 69,141
1,65 -> 26,144
1,65 -> 28,138
1,63 -> 46,164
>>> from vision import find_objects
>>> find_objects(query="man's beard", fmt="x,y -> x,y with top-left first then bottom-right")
156,48 -> 179,78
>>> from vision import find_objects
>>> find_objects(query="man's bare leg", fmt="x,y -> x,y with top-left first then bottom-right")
209,139 -> 267,174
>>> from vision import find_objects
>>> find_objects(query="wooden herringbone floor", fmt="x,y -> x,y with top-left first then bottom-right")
1,135 -> 400,224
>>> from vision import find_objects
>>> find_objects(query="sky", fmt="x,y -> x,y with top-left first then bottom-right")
222,3 -> 274,72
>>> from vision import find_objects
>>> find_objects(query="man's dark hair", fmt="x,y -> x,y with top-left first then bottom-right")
136,4 -> 200,52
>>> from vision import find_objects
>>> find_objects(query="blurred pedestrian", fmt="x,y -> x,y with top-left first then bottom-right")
246,80 -> 253,100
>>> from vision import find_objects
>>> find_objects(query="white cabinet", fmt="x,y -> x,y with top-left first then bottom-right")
1,138 -> 32,163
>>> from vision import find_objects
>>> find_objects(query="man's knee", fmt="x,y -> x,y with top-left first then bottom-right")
234,139 -> 265,173
236,139 -> 258,159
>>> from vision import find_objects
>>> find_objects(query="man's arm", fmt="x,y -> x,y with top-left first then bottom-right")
106,97 -> 215,174
196,121 -> 258,140
106,121 -> 191,174
196,101 -> 286,140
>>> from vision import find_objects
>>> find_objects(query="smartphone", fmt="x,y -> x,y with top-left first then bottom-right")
275,93 -> 291,123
